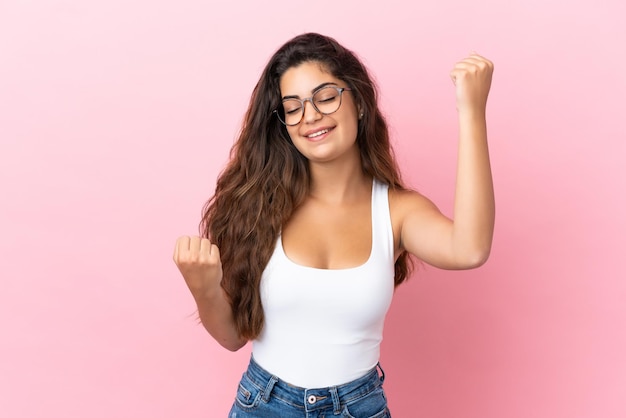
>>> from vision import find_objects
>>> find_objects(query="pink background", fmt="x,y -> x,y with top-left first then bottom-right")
1,1 -> 625,417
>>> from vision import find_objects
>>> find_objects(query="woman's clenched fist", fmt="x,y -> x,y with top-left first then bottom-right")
450,53 -> 494,114
173,236 -> 223,299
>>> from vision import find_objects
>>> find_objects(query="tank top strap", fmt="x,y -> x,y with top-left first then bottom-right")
371,179 -> 395,264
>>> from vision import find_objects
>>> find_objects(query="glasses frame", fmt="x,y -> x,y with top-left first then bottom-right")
273,86 -> 352,126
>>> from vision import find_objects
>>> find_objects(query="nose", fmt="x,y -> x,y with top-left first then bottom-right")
302,98 -> 322,123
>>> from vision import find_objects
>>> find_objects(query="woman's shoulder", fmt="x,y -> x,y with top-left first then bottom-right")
387,187 -> 442,252
388,187 -> 437,213
388,187 -> 443,232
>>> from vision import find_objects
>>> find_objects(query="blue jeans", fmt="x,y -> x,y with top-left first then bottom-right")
228,356 -> 391,417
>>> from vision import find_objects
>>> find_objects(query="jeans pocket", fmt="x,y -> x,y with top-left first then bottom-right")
342,386 -> 390,418
234,373 -> 262,409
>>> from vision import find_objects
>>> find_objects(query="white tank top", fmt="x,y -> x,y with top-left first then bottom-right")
252,179 -> 395,388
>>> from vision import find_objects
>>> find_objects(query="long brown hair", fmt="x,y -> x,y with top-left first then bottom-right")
201,33 -> 413,340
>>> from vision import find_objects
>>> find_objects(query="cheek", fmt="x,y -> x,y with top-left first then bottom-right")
285,127 -> 306,152
341,106 -> 359,134
286,127 -> 299,143
342,116 -> 359,139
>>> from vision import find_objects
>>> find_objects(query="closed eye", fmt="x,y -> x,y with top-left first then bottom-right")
285,106 -> 302,115
316,96 -> 338,104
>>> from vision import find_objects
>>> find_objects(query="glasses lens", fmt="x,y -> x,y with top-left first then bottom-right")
313,87 -> 341,115
281,99 -> 303,126
278,87 -> 344,126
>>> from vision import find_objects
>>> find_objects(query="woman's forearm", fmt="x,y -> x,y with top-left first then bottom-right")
194,285 -> 248,352
451,110 -> 495,267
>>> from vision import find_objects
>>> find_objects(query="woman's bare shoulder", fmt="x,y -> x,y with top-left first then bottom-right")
388,188 -> 439,215
387,188 -> 445,254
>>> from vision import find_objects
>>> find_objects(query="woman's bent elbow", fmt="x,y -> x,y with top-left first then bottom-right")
451,245 -> 491,269
463,247 -> 491,269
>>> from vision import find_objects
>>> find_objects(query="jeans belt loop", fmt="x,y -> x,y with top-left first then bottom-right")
329,386 -> 341,414
262,375 -> 279,403
377,362 -> 386,383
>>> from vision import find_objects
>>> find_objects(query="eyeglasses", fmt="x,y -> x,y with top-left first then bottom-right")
274,86 -> 352,126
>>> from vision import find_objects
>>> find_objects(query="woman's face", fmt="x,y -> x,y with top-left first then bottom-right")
279,61 -> 360,164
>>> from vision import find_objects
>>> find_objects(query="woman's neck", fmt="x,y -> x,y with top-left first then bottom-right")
308,160 -> 372,205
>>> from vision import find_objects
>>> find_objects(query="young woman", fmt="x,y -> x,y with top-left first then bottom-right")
173,33 -> 494,417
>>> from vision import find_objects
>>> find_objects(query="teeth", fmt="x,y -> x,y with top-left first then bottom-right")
307,129 -> 329,138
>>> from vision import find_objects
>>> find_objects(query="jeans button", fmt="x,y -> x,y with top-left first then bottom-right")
307,395 -> 317,404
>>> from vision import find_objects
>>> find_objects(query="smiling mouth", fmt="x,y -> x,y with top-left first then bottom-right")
306,128 -> 332,138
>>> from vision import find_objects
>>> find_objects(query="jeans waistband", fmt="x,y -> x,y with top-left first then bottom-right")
245,356 -> 385,413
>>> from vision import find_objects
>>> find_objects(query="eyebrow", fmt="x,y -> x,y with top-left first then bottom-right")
281,82 -> 339,100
